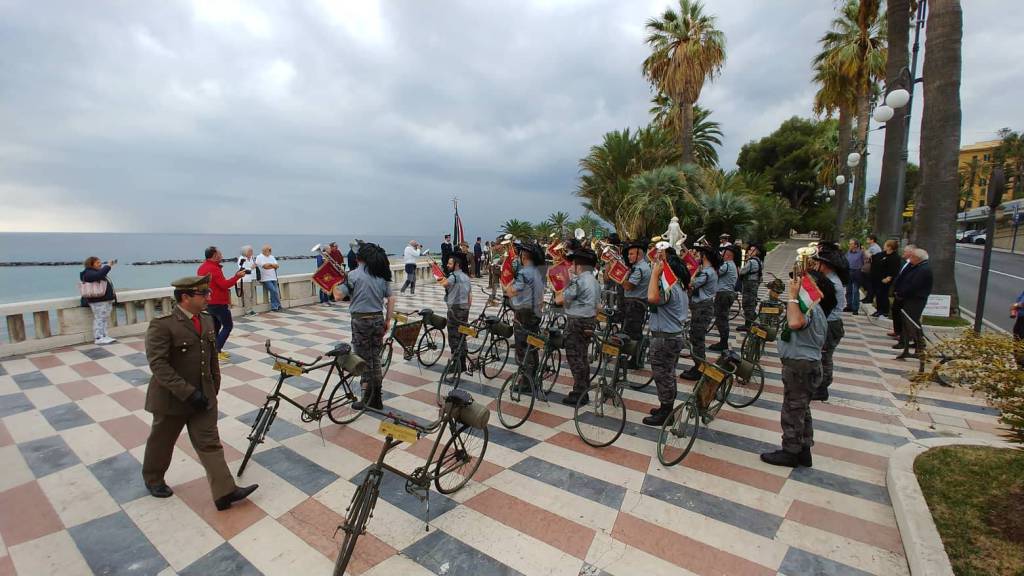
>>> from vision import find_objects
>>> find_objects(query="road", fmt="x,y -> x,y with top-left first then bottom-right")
954,245 -> 1023,333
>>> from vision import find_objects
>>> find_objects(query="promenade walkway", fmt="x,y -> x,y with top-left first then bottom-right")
0,241 -> 1005,575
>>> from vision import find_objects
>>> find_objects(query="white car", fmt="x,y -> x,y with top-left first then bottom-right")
972,232 -> 987,245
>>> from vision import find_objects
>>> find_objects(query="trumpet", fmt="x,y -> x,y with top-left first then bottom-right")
794,246 -> 817,276
694,234 -> 711,249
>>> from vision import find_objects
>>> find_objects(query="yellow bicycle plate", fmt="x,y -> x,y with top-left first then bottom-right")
751,326 -> 768,339
394,313 -> 408,324
458,325 -> 479,337
601,343 -> 620,357
272,361 -> 303,377
526,335 -> 545,349
760,306 -> 780,315
596,312 -> 607,322
699,364 -> 726,383
378,421 -> 419,443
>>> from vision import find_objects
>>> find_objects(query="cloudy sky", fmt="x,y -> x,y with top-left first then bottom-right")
1,0 -> 1020,238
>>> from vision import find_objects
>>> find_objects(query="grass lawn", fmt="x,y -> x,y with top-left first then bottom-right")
923,315 -> 971,327
765,240 -> 782,254
915,446 -> 1024,576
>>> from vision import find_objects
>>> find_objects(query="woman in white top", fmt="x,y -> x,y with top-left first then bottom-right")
400,240 -> 422,295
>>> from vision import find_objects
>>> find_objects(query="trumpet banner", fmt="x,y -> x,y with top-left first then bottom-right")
500,243 -> 517,288
546,261 -> 571,292
312,261 -> 346,293
606,259 -> 630,285
430,260 -> 446,282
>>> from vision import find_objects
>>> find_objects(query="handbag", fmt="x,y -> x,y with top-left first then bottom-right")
79,280 -> 108,299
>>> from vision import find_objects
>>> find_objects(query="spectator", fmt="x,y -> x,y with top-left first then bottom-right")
844,239 -> 867,315
870,239 -> 900,318
400,240 -> 422,295
862,234 -> 883,303
255,245 -> 282,312
441,234 -> 453,270
236,246 -> 257,316
473,237 -> 483,277
346,241 -> 359,270
888,244 -> 916,340
893,248 -> 933,360
80,256 -> 118,344
197,246 -> 246,359
1012,290 -> 1023,368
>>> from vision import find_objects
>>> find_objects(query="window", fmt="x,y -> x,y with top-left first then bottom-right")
972,155 -> 978,161
983,153 -> 991,161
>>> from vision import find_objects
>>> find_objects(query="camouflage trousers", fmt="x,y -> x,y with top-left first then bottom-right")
565,316 -> 596,393
650,334 -> 684,405
741,279 -> 760,327
689,300 -> 714,363
714,291 -> 736,344
780,358 -> 822,453
351,314 -> 385,396
513,308 -> 541,377
819,319 -> 845,392
622,298 -> 647,368
446,305 -> 470,369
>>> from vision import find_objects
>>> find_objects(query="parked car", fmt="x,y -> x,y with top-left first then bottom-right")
960,230 -> 982,243
955,230 -> 970,242
972,232 -> 987,245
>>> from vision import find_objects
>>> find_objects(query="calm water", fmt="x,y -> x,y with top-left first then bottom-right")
0,232 -> 430,304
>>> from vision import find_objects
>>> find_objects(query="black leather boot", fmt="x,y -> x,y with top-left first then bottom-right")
642,403 -> 673,426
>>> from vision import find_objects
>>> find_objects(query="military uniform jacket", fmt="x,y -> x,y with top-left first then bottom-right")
145,307 -> 221,415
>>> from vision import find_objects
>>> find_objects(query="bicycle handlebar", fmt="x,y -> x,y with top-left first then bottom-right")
264,340 -> 323,367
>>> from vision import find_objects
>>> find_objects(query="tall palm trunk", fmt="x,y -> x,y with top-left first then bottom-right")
912,0 -> 962,313
835,105 -> 853,233
875,0 -> 911,236
853,92 -> 870,222
678,96 -> 696,166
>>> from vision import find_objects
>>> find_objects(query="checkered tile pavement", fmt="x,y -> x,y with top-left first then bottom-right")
0,243 -> 1005,576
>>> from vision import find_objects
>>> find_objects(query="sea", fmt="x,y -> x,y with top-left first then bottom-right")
0,232 -> 427,305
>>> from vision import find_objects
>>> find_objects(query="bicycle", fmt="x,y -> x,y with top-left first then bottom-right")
413,308 -> 449,368
436,317 -> 513,405
657,350 -> 747,466
586,303 -> 651,391
573,332 -> 634,448
465,287 -> 514,355
332,389 -> 490,576
238,340 -> 367,476
496,327 -> 563,429
379,309 -> 427,378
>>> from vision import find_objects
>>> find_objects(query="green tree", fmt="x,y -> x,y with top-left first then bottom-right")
749,194 -> 798,242
736,117 -> 833,209
621,165 -> 700,240
695,190 -> 754,242
500,219 -> 534,240
642,0 -> 726,166
568,212 -> 607,239
812,62 -> 855,230
545,211 -> 571,239
996,128 -> 1024,199
649,98 -> 722,167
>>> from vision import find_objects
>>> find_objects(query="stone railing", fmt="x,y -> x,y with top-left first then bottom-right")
0,262 -> 436,358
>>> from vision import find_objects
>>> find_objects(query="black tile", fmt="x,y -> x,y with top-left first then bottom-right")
778,546 -> 873,576
41,402 -> 95,431
403,529 -> 521,576
510,457 -> 625,509
0,392 -> 34,418
237,410 -> 305,442
180,542 -> 262,576
121,352 -> 150,367
789,466 -> 891,505
80,346 -> 114,360
252,446 -> 338,495
349,464 -> 459,522
19,435 -> 80,477
116,368 -> 151,387
641,475 -> 783,538
89,452 -> 151,504
12,370 -> 50,390
69,512 -> 168,575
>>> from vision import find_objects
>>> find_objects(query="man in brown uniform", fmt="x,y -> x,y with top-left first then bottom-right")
142,275 -> 257,510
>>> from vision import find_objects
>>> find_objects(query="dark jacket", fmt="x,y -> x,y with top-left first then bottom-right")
441,242 -> 453,266
894,260 -> 933,302
145,307 -> 220,415
871,250 -> 900,282
347,249 -> 358,270
80,265 -> 116,305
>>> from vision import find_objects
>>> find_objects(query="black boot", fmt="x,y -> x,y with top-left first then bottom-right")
642,403 -> 673,426
679,367 -> 701,381
760,449 -> 800,468
368,387 -> 383,410
708,341 -> 728,352
799,447 -> 813,467
811,387 -> 829,401
147,482 -> 173,498
562,390 -> 589,405
737,325 -> 749,333
215,484 -> 259,511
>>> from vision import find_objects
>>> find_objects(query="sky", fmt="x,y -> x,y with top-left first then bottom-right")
1,0 -> 1021,239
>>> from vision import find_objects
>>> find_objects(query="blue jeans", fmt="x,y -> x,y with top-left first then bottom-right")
263,280 -> 281,311
206,304 -> 233,351
846,272 -> 862,312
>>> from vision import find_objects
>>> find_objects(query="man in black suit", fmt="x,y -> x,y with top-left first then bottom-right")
473,237 -> 483,277
893,247 -> 933,359
889,244 -> 915,342
441,234 -> 453,270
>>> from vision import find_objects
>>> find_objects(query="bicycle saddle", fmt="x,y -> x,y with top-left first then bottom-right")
484,315 -> 501,325
445,388 -> 474,407
611,332 -> 631,345
326,343 -> 352,357
419,308 -> 435,318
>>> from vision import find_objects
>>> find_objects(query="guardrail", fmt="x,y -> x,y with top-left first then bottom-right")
0,261 -> 437,358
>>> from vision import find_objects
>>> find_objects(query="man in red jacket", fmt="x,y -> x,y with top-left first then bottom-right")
197,246 -> 246,360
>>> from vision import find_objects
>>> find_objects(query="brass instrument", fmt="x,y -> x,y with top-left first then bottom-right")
694,235 -> 711,249
794,246 -> 817,276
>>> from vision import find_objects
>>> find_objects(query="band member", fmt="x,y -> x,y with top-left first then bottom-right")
142,275 -> 258,510
737,243 -> 763,332
710,245 -> 739,351
809,247 -> 847,402
681,246 -> 719,380
504,242 -> 546,387
441,250 -> 473,377
718,233 -> 733,248
556,248 -> 600,405
760,270 -> 836,468
333,243 -> 396,410
642,249 -> 690,425
621,241 -> 651,368
441,234 -> 453,269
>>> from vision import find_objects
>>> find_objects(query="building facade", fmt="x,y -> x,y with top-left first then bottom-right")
958,140 -> 1001,210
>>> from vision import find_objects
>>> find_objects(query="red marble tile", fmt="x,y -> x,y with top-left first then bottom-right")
484,400 -> 568,429
682,451 -> 787,494
224,384 -> 271,406
546,431 -> 649,473
621,396 -> 659,416
0,422 -> 12,447
0,481 -> 64,547
220,365 -> 266,383
0,553 -> 14,576
127,341 -> 147,352
57,380 -> 104,401
175,477 -> 265,540
384,369 -> 432,387
29,355 -> 63,369
100,414 -> 152,450
812,443 -> 888,471
404,389 -> 440,406
612,513 -> 775,576
786,500 -> 904,556
277,497 -> 397,574
465,488 -> 594,559
109,388 -> 147,412
70,361 -> 108,378
716,409 -> 782,434
323,426 -> 385,462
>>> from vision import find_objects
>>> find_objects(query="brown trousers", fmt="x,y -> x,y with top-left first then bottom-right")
142,408 -> 236,500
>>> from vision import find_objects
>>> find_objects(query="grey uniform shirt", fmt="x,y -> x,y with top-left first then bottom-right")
717,261 -> 738,293
691,266 -> 718,303
339,266 -> 392,313
649,282 -> 688,333
512,264 -> 545,316
778,305 -> 827,361
826,271 -> 845,322
562,269 -> 599,318
445,270 -> 471,308
624,260 -> 651,299
739,258 -> 762,281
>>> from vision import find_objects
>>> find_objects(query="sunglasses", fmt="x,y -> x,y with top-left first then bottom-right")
184,289 -> 211,297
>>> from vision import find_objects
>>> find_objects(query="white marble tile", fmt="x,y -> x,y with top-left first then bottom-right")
38,464 -> 120,528
0,445 -> 35,492
4,410 -> 57,444
23,385 -> 72,410
124,492 -> 224,571
76,394 -> 132,423
230,516 -> 334,576
8,530 -> 92,575
60,424 -> 124,466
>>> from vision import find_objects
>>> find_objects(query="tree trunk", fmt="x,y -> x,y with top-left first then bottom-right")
912,0 -> 962,313
852,92 -> 870,223
835,105 -> 853,233
875,0 -> 911,237
679,97 -> 695,166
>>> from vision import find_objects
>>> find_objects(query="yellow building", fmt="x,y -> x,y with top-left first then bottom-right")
958,140 -> 1001,209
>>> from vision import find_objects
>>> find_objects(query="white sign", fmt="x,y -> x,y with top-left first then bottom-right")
923,294 -> 951,317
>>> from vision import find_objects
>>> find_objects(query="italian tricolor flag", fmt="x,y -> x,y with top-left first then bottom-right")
660,263 -> 678,293
797,274 -> 823,312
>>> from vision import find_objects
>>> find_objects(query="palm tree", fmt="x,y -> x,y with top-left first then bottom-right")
996,128 -> 1024,198
957,157 -> 985,210
546,211 -> 571,239
875,0 -> 913,236
500,219 -> 534,240
813,62 -> 856,232
568,213 -> 607,239
696,190 -> 754,241
649,97 -> 722,167
620,165 -> 700,240
642,0 -> 726,166
911,0 -> 962,314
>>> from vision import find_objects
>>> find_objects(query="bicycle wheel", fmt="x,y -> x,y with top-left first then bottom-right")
379,341 -> 394,379
332,473 -> 379,576
238,402 -> 275,477
657,400 -> 700,467
500,307 -> 515,326
729,299 -> 741,321
726,363 -> 764,409
416,327 -> 445,367
540,348 -> 562,395
497,371 -> 535,429
706,376 -> 729,419
574,381 -> 625,448
465,320 -> 487,354
436,356 -> 463,406
628,338 -> 653,390
480,337 -> 510,380
327,377 -> 365,425
434,422 -> 489,494
587,337 -> 604,383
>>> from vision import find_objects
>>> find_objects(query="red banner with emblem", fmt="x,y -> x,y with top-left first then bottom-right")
606,259 -> 630,285
546,261 -> 571,293
500,243 -> 517,288
312,261 -> 346,293
683,252 -> 700,276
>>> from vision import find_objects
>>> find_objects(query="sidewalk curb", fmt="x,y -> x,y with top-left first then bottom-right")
957,305 -> 1009,335
957,243 -> 1020,255
887,437 -> 1018,576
